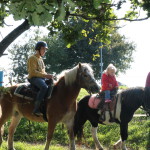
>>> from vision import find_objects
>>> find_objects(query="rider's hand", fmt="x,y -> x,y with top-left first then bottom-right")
45,74 -> 53,79
115,86 -> 119,90
109,84 -> 112,88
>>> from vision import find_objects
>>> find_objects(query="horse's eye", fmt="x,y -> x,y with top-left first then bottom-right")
84,74 -> 88,78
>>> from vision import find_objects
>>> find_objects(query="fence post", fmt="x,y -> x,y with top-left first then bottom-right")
0,71 -> 4,87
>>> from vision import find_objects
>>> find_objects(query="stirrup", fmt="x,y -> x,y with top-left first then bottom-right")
99,115 -> 105,122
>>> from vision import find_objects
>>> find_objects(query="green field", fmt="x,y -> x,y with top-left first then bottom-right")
1,88 -> 150,150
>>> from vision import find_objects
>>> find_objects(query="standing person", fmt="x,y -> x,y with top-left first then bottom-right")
101,64 -> 118,103
145,72 -> 150,87
27,41 -> 53,116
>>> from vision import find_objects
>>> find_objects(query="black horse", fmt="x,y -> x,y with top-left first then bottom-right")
74,87 -> 150,150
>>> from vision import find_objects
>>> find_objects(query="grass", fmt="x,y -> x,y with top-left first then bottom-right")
1,87 -> 150,150
0,141 -> 93,150
77,88 -> 89,101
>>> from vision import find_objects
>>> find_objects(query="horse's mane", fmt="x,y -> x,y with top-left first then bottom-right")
57,63 -> 93,86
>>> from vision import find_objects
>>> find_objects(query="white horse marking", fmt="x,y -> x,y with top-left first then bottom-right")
99,92 -> 122,124
115,92 -> 122,121
91,127 -> 103,150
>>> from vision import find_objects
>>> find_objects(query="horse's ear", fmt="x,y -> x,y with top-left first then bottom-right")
78,63 -> 82,69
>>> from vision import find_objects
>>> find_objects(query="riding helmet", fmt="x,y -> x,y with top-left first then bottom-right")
35,41 -> 48,50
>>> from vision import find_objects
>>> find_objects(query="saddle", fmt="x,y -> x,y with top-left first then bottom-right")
14,79 -> 53,101
97,90 -> 117,122
14,79 -> 54,122
88,90 -> 117,122
97,91 -> 117,110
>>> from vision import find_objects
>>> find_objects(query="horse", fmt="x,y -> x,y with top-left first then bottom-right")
73,87 -> 150,150
0,63 -> 100,150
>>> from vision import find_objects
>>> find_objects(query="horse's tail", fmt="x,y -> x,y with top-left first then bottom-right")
74,95 -> 90,141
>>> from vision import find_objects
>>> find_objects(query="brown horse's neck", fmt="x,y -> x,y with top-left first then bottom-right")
53,77 -> 81,106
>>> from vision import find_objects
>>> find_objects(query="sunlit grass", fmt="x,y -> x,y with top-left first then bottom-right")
1,88 -> 149,150
0,141 -> 93,150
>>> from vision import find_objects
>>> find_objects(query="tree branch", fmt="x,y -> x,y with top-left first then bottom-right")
0,19 -> 30,57
69,13 -> 149,22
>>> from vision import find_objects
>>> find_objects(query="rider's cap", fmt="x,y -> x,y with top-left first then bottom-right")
35,41 -> 48,50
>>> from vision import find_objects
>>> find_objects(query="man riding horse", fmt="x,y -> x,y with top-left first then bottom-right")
27,41 -> 53,117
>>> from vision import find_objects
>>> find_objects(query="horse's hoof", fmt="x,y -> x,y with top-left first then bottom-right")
113,144 -> 121,149
113,145 -> 117,149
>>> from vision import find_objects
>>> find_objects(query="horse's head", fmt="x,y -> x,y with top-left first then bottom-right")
77,63 -> 100,94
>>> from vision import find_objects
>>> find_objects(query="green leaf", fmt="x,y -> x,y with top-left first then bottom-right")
93,0 -> 100,9
25,1 -> 36,12
36,0 -> 43,4
32,12 -> 40,25
41,11 -> 53,25
89,38 -> 93,45
66,43 -> 71,48
64,0 -> 76,10
57,1 -> 66,21
81,29 -> 87,37
36,4 -> 45,14
103,0 -> 110,3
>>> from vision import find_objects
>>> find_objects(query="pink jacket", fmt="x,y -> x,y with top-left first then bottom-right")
101,73 -> 118,91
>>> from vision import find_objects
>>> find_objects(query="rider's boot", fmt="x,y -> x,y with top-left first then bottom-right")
32,101 -> 43,117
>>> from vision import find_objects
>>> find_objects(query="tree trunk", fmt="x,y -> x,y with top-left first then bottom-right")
0,19 -> 30,57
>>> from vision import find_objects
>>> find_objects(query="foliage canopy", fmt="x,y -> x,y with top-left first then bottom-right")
1,0 -> 150,27
0,0 -> 149,57
8,25 -> 135,82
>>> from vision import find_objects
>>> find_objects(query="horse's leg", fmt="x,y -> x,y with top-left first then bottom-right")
114,123 -> 128,150
0,125 -> 4,145
0,125 -> 4,146
91,127 -> 103,150
66,117 -> 76,150
113,138 -> 122,149
0,103 -> 13,146
44,120 -> 57,150
8,112 -> 22,150
120,123 -> 128,150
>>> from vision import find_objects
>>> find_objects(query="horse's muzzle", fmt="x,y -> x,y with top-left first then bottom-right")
90,84 -> 100,94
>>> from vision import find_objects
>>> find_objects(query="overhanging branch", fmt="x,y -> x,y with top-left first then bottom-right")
69,13 -> 149,22
0,19 -> 30,57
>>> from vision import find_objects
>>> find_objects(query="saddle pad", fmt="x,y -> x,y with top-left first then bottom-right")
88,94 -> 102,109
14,84 -> 48,122
14,84 -> 33,100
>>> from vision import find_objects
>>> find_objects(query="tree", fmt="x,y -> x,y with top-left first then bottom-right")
8,29 -> 44,83
0,0 -> 149,57
8,26 -> 135,82
56,30 -> 135,79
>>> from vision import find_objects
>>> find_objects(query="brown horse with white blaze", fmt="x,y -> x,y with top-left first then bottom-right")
0,63 -> 99,150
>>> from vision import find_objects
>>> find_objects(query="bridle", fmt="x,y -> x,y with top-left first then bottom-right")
77,69 -> 96,95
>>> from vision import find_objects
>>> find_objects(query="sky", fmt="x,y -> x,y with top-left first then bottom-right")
118,19 -> 150,87
0,17 -> 48,86
0,6 -> 150,87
